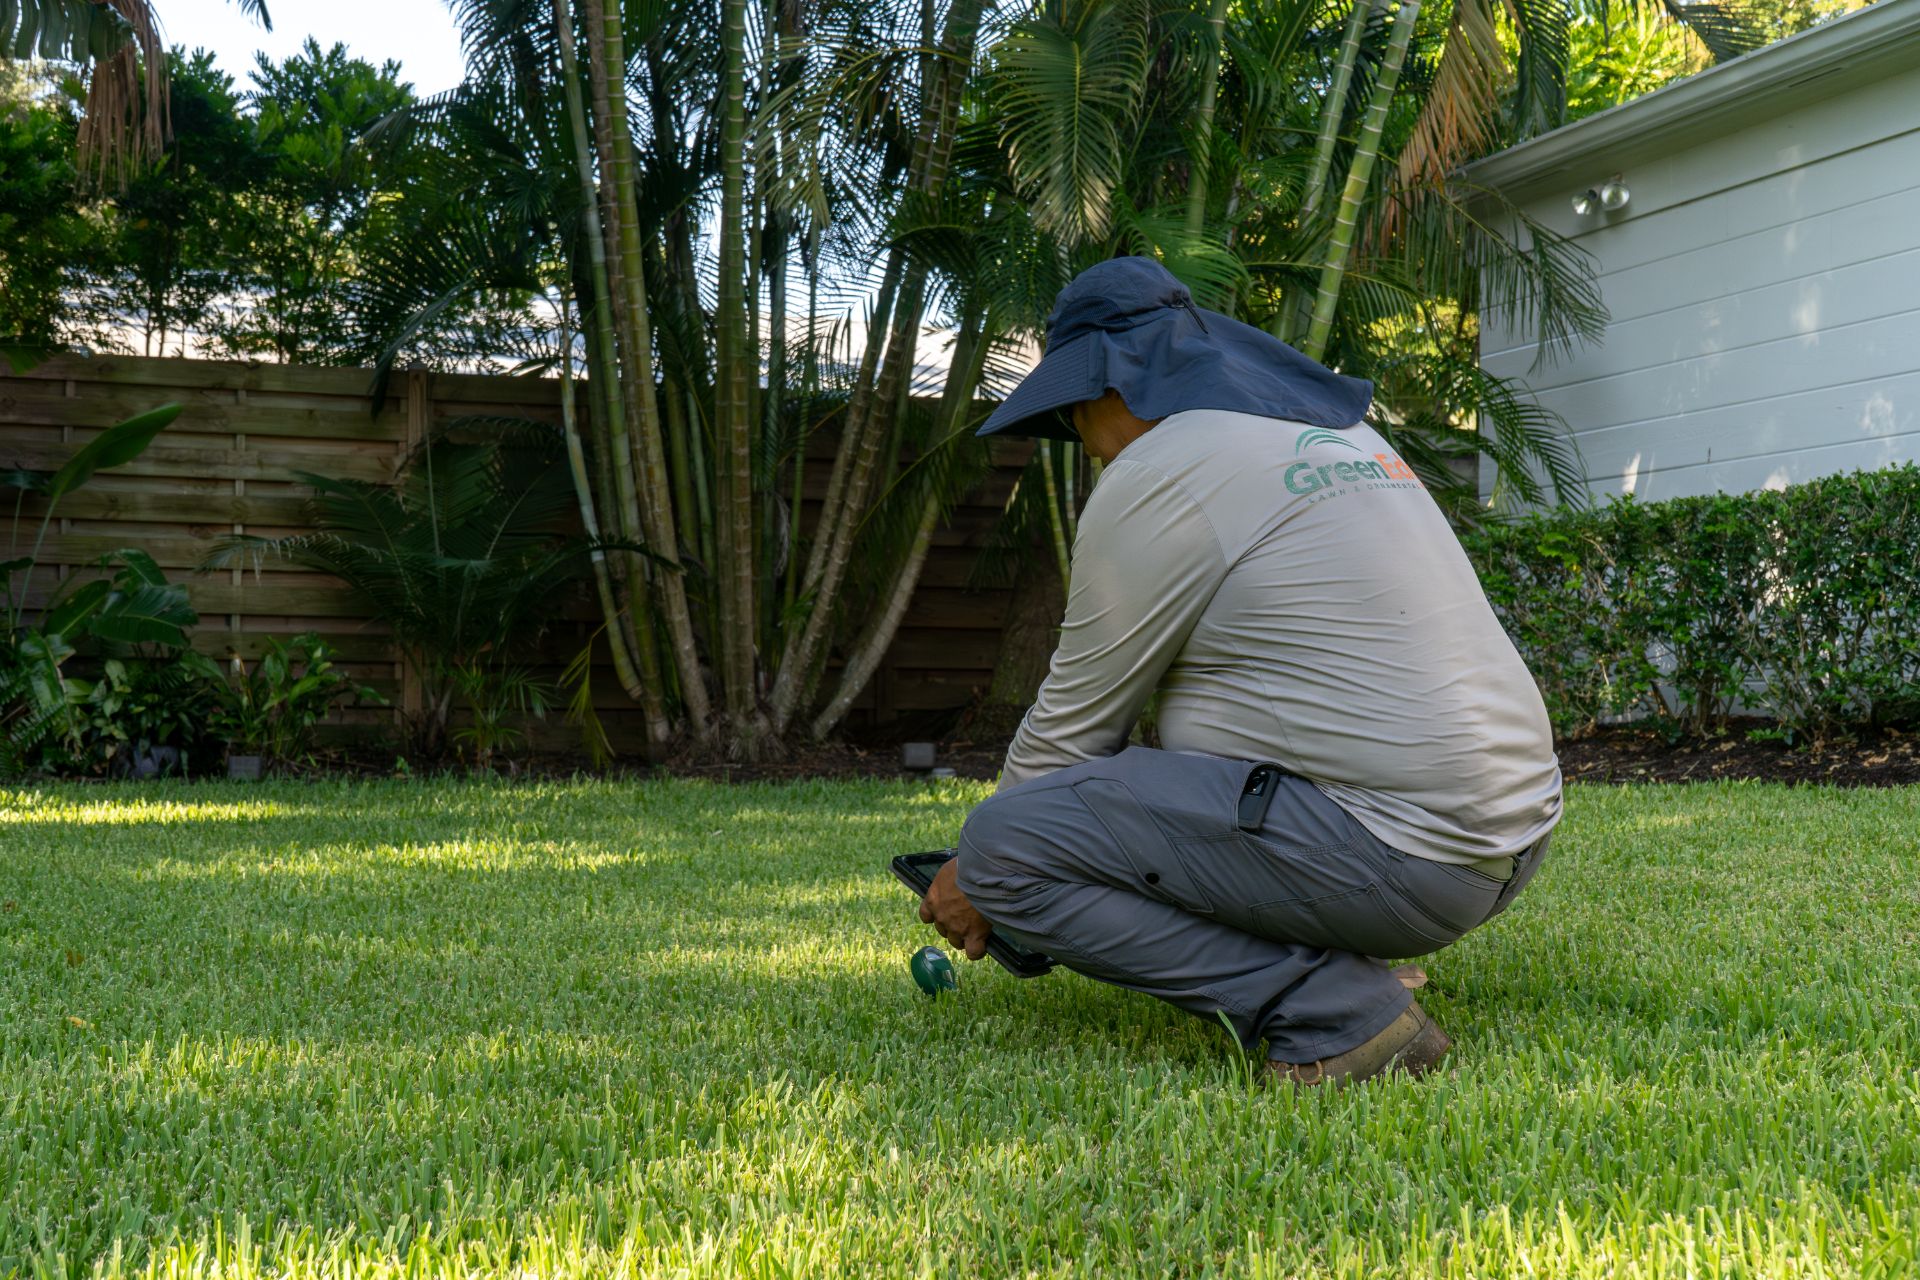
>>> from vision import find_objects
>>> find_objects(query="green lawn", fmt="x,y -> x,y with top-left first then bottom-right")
2,779 -> 1917,1279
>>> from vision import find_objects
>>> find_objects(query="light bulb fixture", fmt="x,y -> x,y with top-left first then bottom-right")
1573,174 -> 1630,217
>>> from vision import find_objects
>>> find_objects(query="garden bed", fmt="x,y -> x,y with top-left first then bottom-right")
1557,723 -> 1920,787
651,725 -> 1920,788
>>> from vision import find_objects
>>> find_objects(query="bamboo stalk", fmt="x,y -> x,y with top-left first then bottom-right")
1276,0 -> 1377,345
808,305 -> 991,738
1304,0 -> 1376,222
553,5 -> 671,744
587,0 -> 714,741
715,0 -> 766,747
1039,441 -> 1073,587
557,296 -> 648,708
767,0 -> 988,733
1303,0 -> 1421,364
1184,0 -> 1231,237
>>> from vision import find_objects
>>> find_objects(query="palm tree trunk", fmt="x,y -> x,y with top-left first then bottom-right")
801,250 -> 903,594
1184,0 -> 1231,237
584,0 -> 714,741
1276,0 -> 1377,345
1038,442 -> 1072,587
554,0 -> 671,746
1304,0 -> 1377,222
808,497 -> 939,740
1302,0 -> 1421,365
715,0 -> 768,750
808,302 -> 992,738
768,0 -> 987,733
558,296 -> 649,709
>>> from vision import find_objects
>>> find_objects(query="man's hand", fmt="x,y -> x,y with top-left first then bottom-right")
919,857 -> 993,961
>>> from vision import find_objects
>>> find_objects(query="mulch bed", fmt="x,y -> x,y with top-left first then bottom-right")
317,724 -> 1920,788
657,725 -> 1920,788
1556,725 -> 1920,788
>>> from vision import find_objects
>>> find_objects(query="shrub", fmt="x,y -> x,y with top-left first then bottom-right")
207,633 -> 386,770
1462,465 -> 1920,743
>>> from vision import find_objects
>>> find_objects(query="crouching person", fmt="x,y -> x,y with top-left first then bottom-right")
917,258 -> 1560,1085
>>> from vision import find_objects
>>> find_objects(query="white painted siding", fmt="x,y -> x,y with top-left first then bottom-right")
1480,63 -> 1920,501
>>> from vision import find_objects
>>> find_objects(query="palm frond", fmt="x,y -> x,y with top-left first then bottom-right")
989,0 -> 1151,245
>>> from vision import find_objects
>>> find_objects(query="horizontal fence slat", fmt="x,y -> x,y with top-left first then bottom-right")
13,354 -> 389,397
19,490 -> 313,528
4,441 -> 399,484
0,381 -> 408,441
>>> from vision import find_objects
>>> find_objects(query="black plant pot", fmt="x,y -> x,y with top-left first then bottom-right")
227,754 -> 264,781
122,743 -> 184,780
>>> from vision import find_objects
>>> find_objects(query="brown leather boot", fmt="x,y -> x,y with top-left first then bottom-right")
1267,1002 -> 1451,1086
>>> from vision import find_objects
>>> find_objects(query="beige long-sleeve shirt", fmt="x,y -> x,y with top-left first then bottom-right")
1000,409 -> 1562,865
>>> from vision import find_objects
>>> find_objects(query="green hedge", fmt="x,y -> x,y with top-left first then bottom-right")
1461,464 -> 1920,741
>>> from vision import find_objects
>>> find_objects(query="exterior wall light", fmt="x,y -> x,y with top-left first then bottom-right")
1573,174 -> 1630,216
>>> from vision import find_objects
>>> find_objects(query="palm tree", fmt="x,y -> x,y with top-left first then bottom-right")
2,0 -> 270,182
344,0 -> 1775,755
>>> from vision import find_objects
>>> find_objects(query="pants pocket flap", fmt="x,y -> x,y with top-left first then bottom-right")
1073,778 -> 1215,914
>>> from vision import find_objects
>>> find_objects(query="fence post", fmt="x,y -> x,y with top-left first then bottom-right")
231,387 -> 246,649
400,366 -> 430,727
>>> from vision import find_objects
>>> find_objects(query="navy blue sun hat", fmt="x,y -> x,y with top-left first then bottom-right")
977,256 -> 1373,442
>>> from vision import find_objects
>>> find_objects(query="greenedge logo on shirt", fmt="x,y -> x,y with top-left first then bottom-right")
1285,430 -> 1422,497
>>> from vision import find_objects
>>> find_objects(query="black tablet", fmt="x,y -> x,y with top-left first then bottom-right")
889,849 -> 1056,978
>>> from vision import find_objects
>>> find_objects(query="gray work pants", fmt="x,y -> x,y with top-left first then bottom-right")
955,746 -> 1551,1064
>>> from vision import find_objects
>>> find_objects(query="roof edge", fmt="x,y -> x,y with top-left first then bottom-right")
1457,0 -> 1920,195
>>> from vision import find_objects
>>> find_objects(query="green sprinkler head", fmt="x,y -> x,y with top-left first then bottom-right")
910,945 -> 959,997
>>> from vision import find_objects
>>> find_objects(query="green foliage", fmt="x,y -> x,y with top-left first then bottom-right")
213,38 -> 418,362
207,632 -> 385,766
3,405 -> 184,776
210,423 -> 597,759
1464,466 -> 1920,741
1564,2 -> 1701,122
449,663 -> 552,770
0,553 -> 205,776
65,650 -> 222,777
1,779 -> 1918,1275
0,77 -> 114,348
103,50 -> 256,356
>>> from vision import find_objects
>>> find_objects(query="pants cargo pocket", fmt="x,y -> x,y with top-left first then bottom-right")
1073,778 -> 1216,914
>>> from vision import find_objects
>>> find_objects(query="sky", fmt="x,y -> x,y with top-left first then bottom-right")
158,0 -> 468,96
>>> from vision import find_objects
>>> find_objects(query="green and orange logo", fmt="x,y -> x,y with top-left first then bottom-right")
1287,425 -> 1421,494
1293,428 -> 1363,454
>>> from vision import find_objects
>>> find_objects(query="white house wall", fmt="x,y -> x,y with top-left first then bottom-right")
1480,64 -> 1920,501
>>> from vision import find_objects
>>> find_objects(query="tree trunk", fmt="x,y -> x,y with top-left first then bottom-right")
1304,0 -> 1376,223
1277,0 -> 1376,345
975,545 -> 1065,740
557,295 -> 649,708
767,0 -> 988,735
554,0 -> 671,746
1303,0 -> 1420,365
1038,442 -> 1073,587
808,302 -> 992,738
584,0 -> 714,742
715,0 -> 771,752
1184,0 -> 1231,237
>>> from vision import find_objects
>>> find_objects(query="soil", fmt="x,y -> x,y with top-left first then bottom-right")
1555,723 -> 1920,788
312,721 -> 1920,788
657,722 -> 1920,788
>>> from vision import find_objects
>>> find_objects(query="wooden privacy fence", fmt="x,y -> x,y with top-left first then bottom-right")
2,353 -> 1032,750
